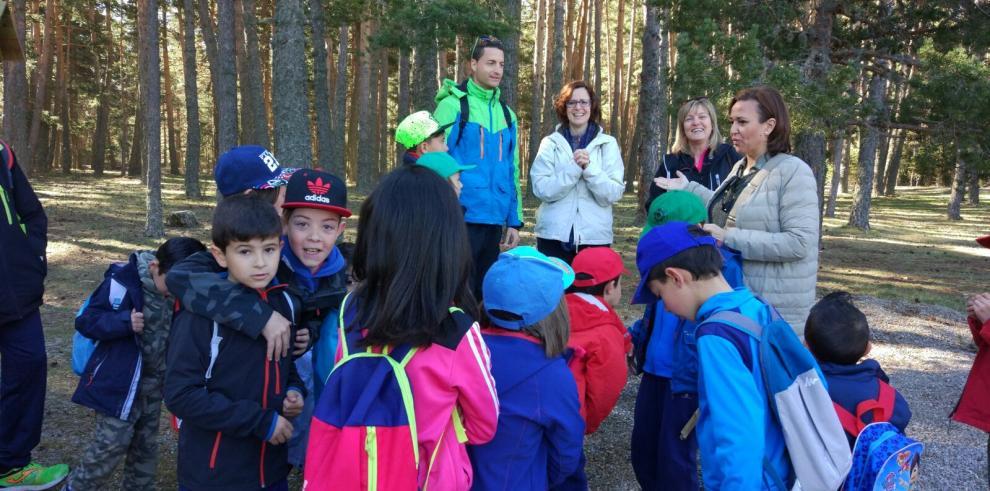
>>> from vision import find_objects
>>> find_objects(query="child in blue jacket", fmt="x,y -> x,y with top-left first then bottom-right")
469,247 -> 585,490
634,222 -> 792,490
67,236 -> 206,491
629,191 -> 743,491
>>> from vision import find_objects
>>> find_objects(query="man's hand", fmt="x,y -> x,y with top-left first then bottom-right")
261,312 -> 291,361
283,390 -> 305,419
268,415 -> 294,445
292,328 -> 310,356
500,227 -> 521,251
130,309 -> 145,334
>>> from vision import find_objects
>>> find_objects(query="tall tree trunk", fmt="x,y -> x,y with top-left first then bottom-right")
128,106 -> 144,177
528,0 -> 547,165
541,0 -> 556,135
375,49 -> 389,177
635,2 -> 664,216
2,0 -> 29,172
197,0 -> 221,160
967,166 -> 980,206
162,7 -> 181,176
396,49 -> 411,163
547,0 -> 565,126
412,37 -> 438,112
825,130 -> 844,218
355,22 -> 374,191
236,0 -> 268,146
848,72 -> 886,230
58,14 -> 71,175
119,115 -> 130,176
216,0 -> 239,158
91,2 -> 114,177
141,0 -> 164,237
947,139 -> 966,220
501,0 -> 521,108
570,0 -> 589,80
309,0 -> 332,168
180,0 -> 201,198
874,129 -> 890,196
272,0 -> 313,167
609,0 -> 625,138
329,25 -> 348,177
593,0 -> 601,94
234,0 -> 250,143
883,130 -> 905,196
563,0 -> 575,75
27,0 -> 56,173
620,3 -> 636,153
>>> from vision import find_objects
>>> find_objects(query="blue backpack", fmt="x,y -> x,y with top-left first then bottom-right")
843,422 -> 922,491
700,308 -> 852,491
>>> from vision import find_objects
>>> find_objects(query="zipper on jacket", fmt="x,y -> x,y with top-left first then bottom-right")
210,432 -> 222,469
478,127 -> 485,160
366,426 -> 378,491
259,440 -> 267,488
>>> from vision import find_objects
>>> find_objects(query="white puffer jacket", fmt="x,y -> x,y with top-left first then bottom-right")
686,152 -> 820,333
531,127 -> 625,246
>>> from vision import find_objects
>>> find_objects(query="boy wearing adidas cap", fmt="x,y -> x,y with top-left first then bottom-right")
634,222 -> 791,490
396,111 -> 451,165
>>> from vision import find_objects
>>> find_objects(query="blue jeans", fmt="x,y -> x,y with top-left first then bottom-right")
0,309 -> 47,472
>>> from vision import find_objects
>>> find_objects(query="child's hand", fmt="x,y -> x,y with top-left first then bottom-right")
268,415 -> 294,445
292,328 -> 310,356
283,390 -> 305,418
130,309 -> 145,334
701,223 -> 726,244
262,312 -> 291,361
971,293 -> 990,324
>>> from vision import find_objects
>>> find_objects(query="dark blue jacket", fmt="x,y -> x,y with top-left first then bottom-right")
0,141 -> 48,325
469,329 -> 584,490
164,283 -> 304,491
645,143 -> 742,211
72,253 -> 147,419
820,359 -> 912,447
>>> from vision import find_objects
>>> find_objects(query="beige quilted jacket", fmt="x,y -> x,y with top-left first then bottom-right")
686,153 -> 820,334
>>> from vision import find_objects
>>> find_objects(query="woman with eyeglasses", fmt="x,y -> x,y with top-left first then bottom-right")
530,80 -> 625,264
645,97 -> 740,211
653,85 -> 819,332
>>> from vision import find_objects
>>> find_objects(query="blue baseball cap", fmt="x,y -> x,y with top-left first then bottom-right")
214,145 -> 298,197
483,246 -> 575,330
632,221 -> 718,304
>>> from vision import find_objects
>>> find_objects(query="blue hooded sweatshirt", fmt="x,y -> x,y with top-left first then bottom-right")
469,330 -> 585,490
820,359 -> 912,448
694,287 -> 792,490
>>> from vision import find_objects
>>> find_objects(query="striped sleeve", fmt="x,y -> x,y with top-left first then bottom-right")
452,322 -> 500,445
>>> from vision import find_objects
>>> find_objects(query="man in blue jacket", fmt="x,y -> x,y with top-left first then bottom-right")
434,35 -> 522,298
0,141 -> 69,489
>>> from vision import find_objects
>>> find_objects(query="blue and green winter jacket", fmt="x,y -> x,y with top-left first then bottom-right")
434,78 -> 523,228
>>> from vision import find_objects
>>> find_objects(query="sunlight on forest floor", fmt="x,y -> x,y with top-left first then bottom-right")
23,172 -> 990,488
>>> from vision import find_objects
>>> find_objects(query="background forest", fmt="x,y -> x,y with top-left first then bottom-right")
1,0 -> 989,235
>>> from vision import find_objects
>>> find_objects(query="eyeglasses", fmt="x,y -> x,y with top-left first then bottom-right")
685,96 -> 709,104
566,100 -> 591,108
474,35 -> 502,52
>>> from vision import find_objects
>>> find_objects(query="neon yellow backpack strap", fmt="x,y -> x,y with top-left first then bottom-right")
446,306 -> 470,444
337,292 -> 353,359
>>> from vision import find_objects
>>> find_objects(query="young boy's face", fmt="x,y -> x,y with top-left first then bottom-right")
286,208 -> 346,274
212,236 -> 282,289
418,133 -> 449,154
648,272 -> 697,320
149,261 -> 170,297
449,172 -> 464,198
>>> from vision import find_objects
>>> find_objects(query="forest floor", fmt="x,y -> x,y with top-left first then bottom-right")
25,172 -> 990,489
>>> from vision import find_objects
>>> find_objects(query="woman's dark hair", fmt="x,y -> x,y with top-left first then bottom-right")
805,291 -> 870,365
554,80 -> 602,125
211,193 -> 283,250
155,237 -> 207,274
352,165 -> 477,347
729,85 -> 791,155
646,225 -> 723,284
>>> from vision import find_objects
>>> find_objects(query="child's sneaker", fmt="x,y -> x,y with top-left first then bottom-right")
0,462 -> 69,490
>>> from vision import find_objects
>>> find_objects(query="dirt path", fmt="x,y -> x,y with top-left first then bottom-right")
585,294 -> 988,490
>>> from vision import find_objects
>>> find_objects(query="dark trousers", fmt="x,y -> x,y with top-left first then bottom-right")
536,238 -> 610,265
467,223 -> 504,301
631,373 -> 700,491
180,479 -> 288,491
0,309 -> 47,473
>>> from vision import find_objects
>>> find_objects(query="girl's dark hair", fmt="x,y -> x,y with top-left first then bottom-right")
646,225 -> 723,284
352,165 -> 477,347
480,297 -> 571,358
729,85 -> 792,155
805,291 -> 870,365
554,80 -> 602,125
155,237 -> 207,274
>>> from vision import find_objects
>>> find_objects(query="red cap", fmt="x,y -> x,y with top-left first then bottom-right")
571,247 -> 628,287
977,235 -> 990,249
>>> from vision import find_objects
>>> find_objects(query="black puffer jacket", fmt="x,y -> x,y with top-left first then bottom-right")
0,140 -> 47,325
645,143 -> 741,211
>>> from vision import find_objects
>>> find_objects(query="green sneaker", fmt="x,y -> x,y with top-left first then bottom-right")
0,463 -> 69,490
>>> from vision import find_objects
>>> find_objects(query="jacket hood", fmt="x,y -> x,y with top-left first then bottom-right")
482,329 -> 566,393
566,293 -> 616,334
819,359 -> 888,382
280,239 -> 345,293
135,250 -> 158,293
435,78 -> 502,105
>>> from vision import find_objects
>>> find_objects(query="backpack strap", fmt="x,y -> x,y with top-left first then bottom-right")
833,401 -> 861,437
832,379 -> 897,439
454,81 -> 471,150
702,310 -> 764,338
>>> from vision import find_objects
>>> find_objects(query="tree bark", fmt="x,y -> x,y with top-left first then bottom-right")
825,130 -> 844,218
141,0 -> 164,237
947,139 -> 966,220
216,0 -> 240,157
570,0 -> 589,80
309,0 -> 333,168
91,2 -> 114,177
609,0 -> 625,140
528,0 -> 547,165
355,21 -> 374,191
197,0 -> 221,160
181,0 -> 202,198
271,0 -> 313,167
593,0 -> 601,95
27,0 -> 56,174
162,7 -> 181,176
848,72 -> 886,231
883,129 -> 904,196
238,0 -> 269,147
501,0 -> 521,109
635,2 -> 664,215
967,166 -> 980,206
2,0 -> 29,172
128,106 -> 144,178
412,38 -> 438,113
329,25 -> 348,177
57,12 -> 71,175
547,0 -> 565,127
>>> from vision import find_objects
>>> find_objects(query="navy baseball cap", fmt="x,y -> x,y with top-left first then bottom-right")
483,246 -> 574,330
282,169 -> 352,217
632,221 -> 718,304
214,145 -> 298,197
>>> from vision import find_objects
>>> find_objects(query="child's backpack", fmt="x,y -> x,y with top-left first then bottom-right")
833,379 -> 897,439
842,422 -> 923,491
700,307 -> 852,491
303,293 -> 468,491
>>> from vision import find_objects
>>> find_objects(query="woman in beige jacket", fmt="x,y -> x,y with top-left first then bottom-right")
654,85 -> 819,333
